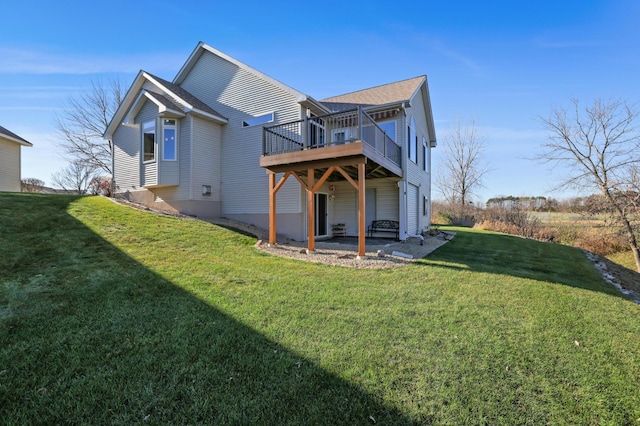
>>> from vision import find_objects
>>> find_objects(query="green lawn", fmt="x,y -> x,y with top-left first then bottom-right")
1,193 -> 639,425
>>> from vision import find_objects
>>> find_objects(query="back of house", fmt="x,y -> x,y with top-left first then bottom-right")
105,42 -> 436,242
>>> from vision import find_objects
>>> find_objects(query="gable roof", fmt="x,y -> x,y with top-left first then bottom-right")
0,125 -> 33,147
146,73 -> 226,119
321,76 -> 426,111
174,42 -> 330,115
104,70 -> 228,139
322,75 -> 436,144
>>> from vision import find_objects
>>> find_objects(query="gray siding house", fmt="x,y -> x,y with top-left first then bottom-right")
0,126 -> 32,192
105,42 -> 436,253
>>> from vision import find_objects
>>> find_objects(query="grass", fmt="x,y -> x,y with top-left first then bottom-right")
1,193 -> 639,424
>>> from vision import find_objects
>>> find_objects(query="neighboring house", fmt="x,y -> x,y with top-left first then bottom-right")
0,125 -> 33,192
105,42 -> 436,255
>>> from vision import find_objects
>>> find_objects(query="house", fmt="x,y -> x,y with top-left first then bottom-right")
0,125 -> 33,192
104,42 -> 436,256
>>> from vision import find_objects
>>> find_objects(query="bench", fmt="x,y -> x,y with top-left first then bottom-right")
368,220 -> 399,239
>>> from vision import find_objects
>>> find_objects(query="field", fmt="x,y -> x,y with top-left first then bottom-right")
1,193 -> 639,424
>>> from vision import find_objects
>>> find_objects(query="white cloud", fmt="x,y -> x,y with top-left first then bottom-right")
0,46 -> 184,75
532,37 -> 603,49
430,40 -> 483,72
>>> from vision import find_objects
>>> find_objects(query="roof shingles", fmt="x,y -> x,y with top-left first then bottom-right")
321,76 -> 425,110
147,73 -> 227,120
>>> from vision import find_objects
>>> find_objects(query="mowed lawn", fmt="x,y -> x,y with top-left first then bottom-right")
1,194 -> 639,425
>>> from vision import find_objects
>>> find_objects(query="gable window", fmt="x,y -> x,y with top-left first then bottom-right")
378,120 -> 396,142
243,112 -> 274,127
143,120 -> 155,162
163,119 -> 177,161
408,117 -> 417,164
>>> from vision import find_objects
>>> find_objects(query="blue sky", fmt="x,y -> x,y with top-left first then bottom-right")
2,0 -> 639,201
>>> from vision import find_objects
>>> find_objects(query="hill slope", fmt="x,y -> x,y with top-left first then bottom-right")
1,193 -> 639,424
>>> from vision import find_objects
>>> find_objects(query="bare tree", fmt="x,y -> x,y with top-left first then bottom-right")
51,161 -> 97,195
436,119 -> 491,206
538,98 -> 640,272
21,178 -> 45,193
54,78 -> 126,175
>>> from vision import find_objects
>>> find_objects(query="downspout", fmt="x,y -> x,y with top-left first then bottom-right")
188,116 -> 193,200
399,102 -> 408,241
110,138 -> 116,195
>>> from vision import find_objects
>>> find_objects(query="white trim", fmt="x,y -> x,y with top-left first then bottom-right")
0,134 -> 32,147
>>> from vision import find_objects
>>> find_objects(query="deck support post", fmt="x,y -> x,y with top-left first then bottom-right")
268,172 -> 277,245
268,171 -> 294,245
358,162 -> 366,257
307,168 -> 315,252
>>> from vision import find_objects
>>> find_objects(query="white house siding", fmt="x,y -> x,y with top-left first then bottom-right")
0,139 -> 21,192
403,91 -> 433,235
191,117 -> 221,202
331,178 -> 399,237
178,51 -> 302,217
112,124 -> 141,192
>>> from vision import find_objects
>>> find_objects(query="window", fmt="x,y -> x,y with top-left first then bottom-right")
378,120 -> 396,141
422,137 -> 428,171
163,119 -> 177,161
408,116 -> 417,163
143,120 -> 155,162
242,112 -> 274,127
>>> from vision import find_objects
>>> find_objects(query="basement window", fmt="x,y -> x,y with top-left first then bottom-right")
243,112 -> 274,127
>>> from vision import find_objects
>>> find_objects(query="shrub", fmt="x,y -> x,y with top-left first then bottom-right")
432,201 -> 479,227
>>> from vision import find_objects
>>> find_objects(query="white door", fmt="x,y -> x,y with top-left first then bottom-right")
407,184 -> 419,236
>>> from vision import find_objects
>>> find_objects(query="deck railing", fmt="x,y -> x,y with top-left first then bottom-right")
263,107 -> 401,167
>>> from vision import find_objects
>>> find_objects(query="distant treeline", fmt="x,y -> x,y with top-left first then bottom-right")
486,193 -> 639,213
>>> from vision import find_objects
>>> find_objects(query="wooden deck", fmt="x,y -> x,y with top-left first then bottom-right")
259,141 -> 402,180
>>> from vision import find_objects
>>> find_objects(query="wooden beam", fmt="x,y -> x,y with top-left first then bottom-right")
358,162 -> 366,257
292,171 -> 308,189
307,168 -> 315,252
264,155 -> 366,175
259,142 -> 365,168
268,171 -> 295,245
311,166 -> 336,193
335,166 -> 359,190
268,172 -> 276,244
274,171 -> 293,193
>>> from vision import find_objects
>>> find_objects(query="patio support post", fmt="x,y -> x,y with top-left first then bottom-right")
358,162 -> 366,257
307,168 -> 315,252
268,172 -> 277,245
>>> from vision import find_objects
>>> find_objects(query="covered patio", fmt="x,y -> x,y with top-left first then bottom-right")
260,107 -> 402,257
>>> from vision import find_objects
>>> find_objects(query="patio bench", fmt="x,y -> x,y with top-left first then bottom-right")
368,220 -> 399,239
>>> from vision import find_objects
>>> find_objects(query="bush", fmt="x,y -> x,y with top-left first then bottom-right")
432,201 -> 479,227
573,228 -> 629,256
